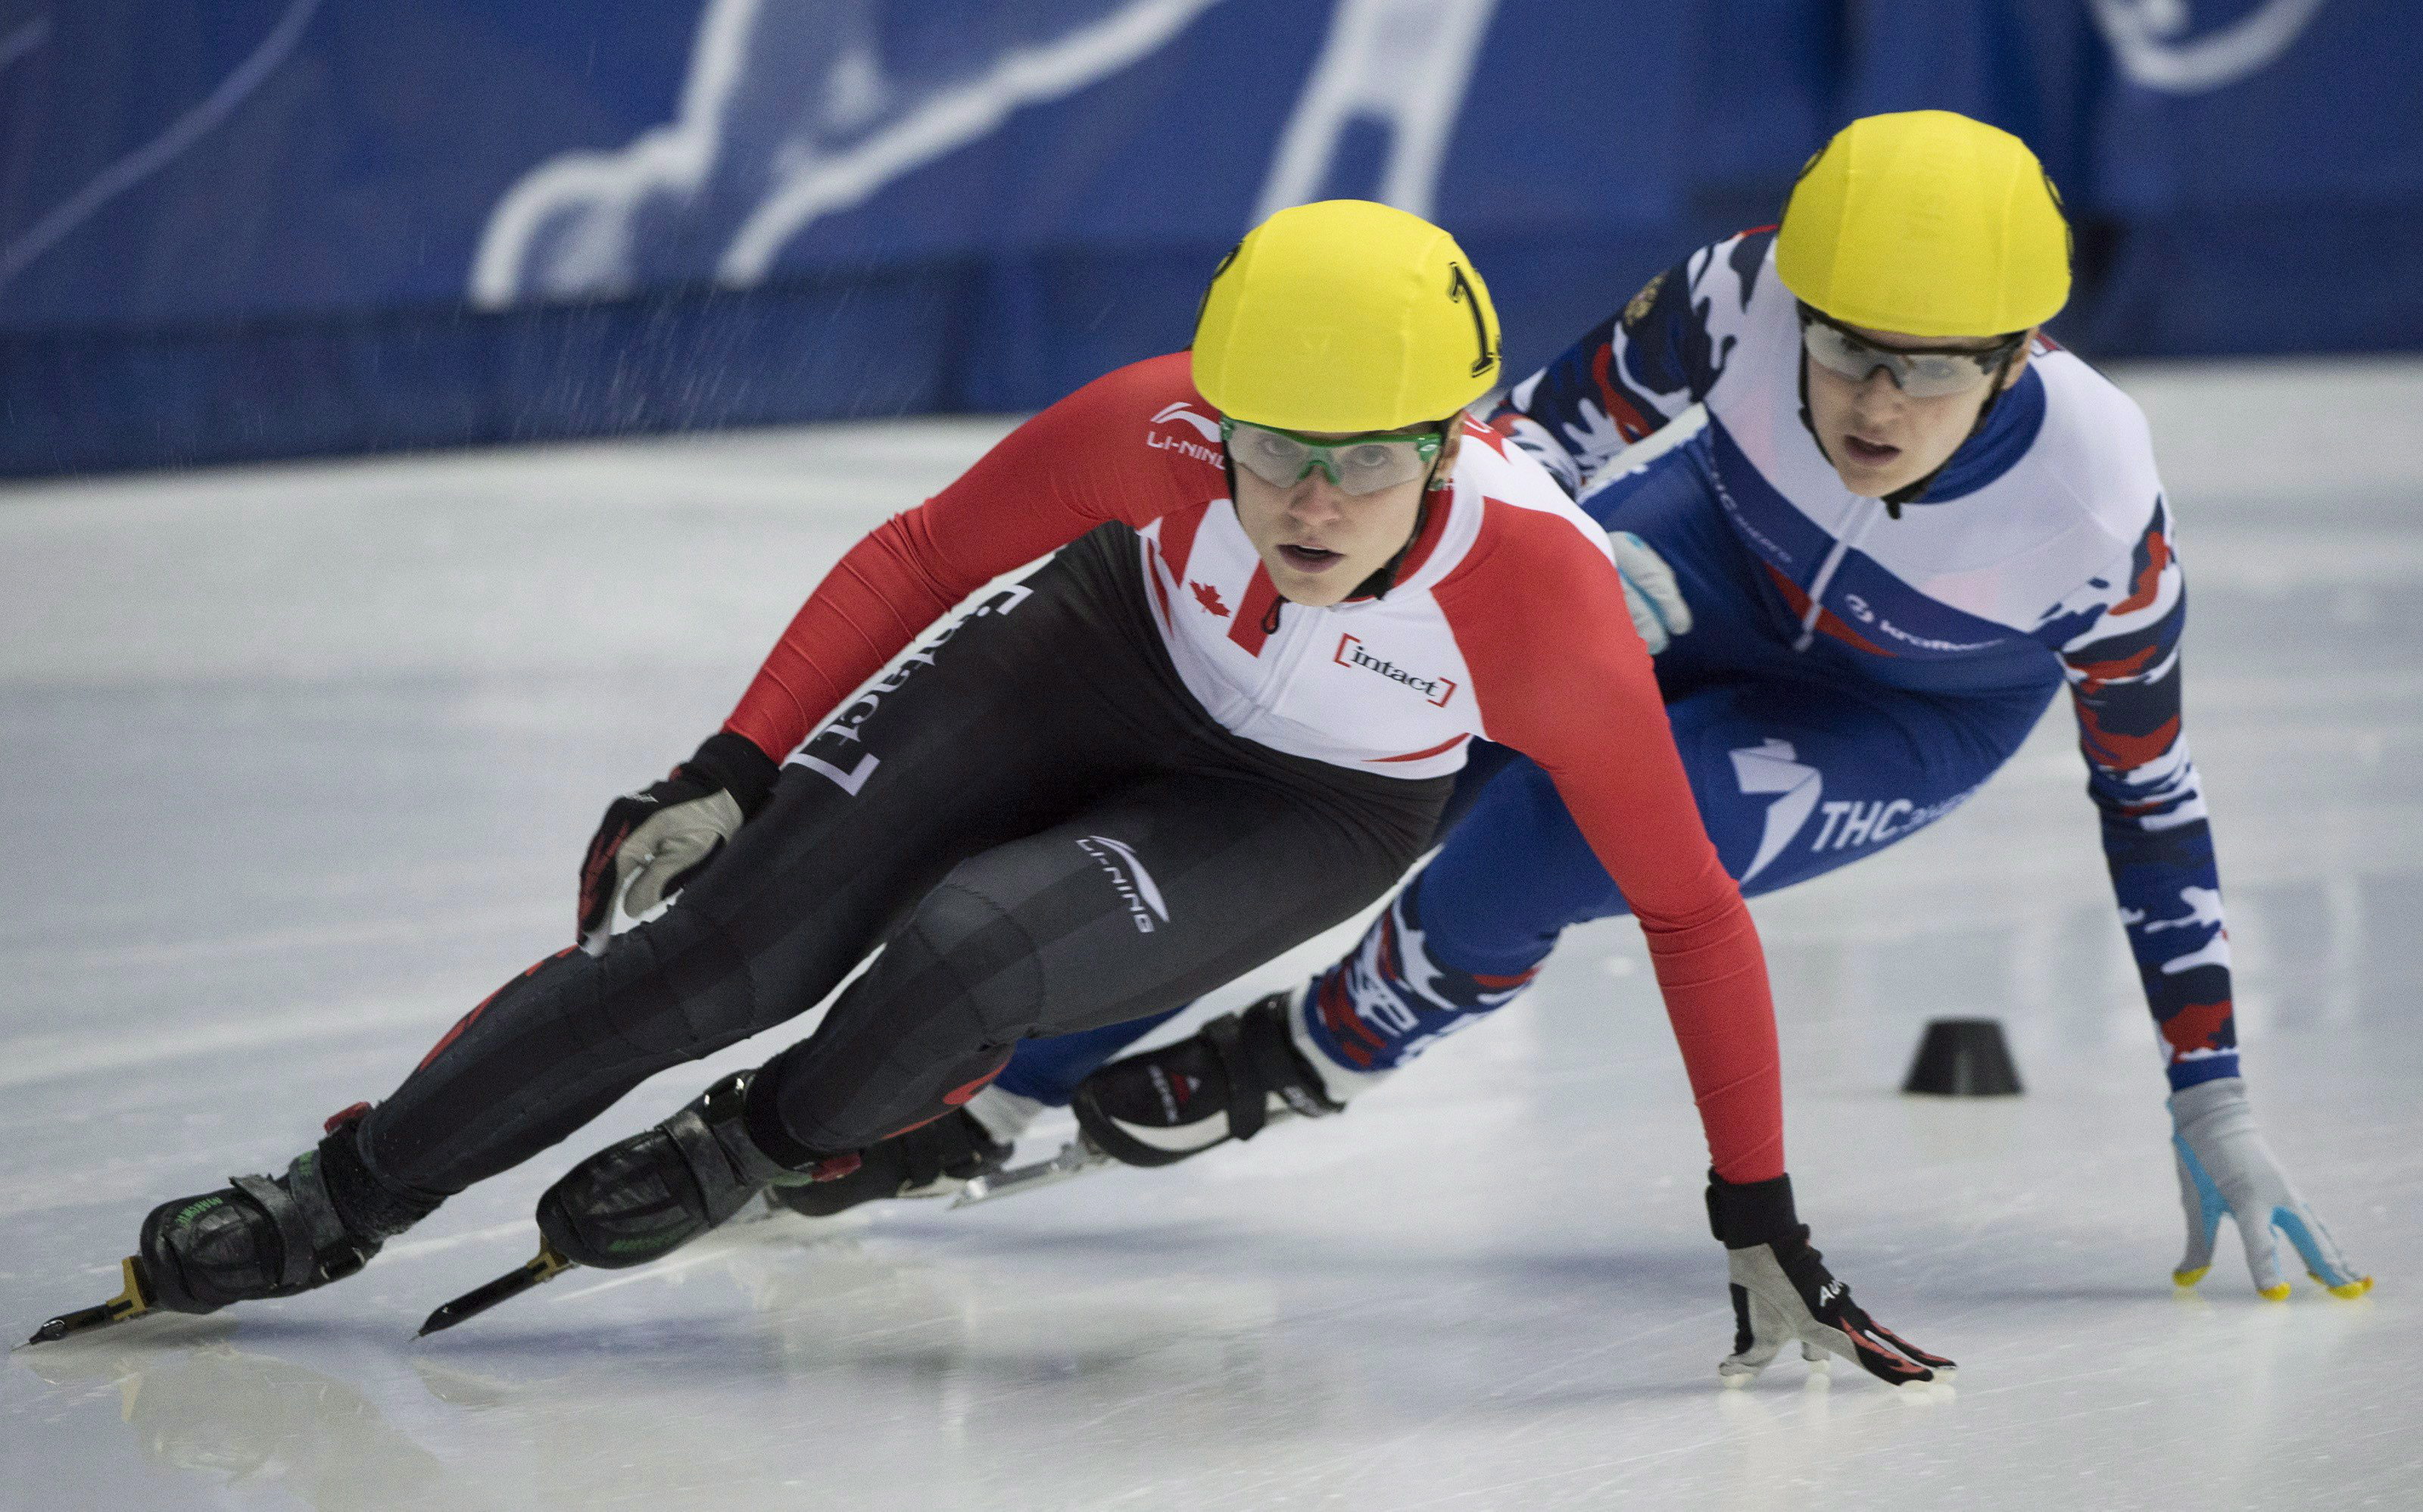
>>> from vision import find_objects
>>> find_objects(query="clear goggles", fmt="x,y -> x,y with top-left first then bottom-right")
1798,305 -> 2024,399
1221,417 -> 1444,497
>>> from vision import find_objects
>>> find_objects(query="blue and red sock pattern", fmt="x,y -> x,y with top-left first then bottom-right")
1296,876 -> 1544,1079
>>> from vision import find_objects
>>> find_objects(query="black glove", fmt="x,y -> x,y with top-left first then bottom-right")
577,731 -> 780,943
1707,1171 -> 1955,1389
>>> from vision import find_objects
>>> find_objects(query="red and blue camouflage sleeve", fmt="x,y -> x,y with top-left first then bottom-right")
1486,229 -> 1773,497
2053,496 -> 2237,1090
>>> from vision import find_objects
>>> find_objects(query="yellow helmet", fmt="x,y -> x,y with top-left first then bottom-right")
1776,111 -> 2071,338
1192,200 -> 1501,434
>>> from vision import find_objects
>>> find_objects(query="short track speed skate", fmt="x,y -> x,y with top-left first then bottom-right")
954,993 -> 1330,1208
421,1069 -> 856,1335
24,1108 -> 437,1347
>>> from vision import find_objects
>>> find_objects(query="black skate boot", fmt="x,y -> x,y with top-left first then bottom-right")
1071,993 -> 1342,1168
766,1105 -> 1012,1219
537,1071 -> 859,1269
137,1107 -> 442,1314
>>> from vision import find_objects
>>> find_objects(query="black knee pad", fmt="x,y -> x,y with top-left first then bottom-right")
885,880 -> 1048,1044
748,881 -> 1043,1156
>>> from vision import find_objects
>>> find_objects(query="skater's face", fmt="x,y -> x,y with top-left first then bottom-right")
1230,417 -> 1464,606
1803,320 -> 2034,499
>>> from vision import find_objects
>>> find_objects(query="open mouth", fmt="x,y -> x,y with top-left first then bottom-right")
1278,544 -> 1343,572
1841,433 -> 1901,466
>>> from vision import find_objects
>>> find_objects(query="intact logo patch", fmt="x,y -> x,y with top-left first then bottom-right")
1076,834 -> 1170,934
1333,634 -> 1456,707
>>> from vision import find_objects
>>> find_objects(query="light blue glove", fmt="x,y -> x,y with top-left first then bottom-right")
2169,1077 -> 2371,1299
1611,531 -> 1692,655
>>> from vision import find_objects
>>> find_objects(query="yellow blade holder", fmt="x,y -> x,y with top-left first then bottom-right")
21,1257 -> 155,1348
417,1241 -> 576,1338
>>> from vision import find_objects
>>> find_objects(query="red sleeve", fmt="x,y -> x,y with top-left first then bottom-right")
722,353 -> 1202,759
1436,503 -> 1785,1183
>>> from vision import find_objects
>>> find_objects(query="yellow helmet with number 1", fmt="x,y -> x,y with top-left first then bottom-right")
1192,199 -> 1502,435
1777,111 -> 2072,338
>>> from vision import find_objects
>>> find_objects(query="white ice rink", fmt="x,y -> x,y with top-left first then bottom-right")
4,361 -> 2421,1510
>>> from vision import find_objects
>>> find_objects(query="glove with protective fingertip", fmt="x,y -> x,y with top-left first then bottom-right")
1707,1172 -> 1954,1389
2169,1077 -> 2371,1301
576,731 -> 781,945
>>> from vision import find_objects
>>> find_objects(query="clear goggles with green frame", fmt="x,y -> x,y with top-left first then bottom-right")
1220,417 -> 1445,497
1797,304 -> 2026,399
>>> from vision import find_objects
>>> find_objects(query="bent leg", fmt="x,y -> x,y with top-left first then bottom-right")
358,579 -> 1137,1196
984,739 -> 1528,1108
991,1011 -> 1183,1105
1296,670 -> 2060,1090
750,765 -> 1442,1156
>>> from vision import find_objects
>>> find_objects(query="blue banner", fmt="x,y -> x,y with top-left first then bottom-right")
4,1 -> 2418,475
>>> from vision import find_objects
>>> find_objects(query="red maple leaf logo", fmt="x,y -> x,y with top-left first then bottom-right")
1191,581 -> 1230,617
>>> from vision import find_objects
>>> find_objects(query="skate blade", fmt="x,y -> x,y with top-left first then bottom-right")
19,1258 -> 154,1349
950,1136 -> 1115,1208
416,1242 -> 575,1338
950,1105 -> 1304,1209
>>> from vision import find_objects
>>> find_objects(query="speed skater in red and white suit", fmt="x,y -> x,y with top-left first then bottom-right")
69,201 -> 1945,1389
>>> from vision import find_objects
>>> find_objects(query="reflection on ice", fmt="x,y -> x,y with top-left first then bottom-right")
24,1331 -> 451,1512
406,1223 -> 1310,1511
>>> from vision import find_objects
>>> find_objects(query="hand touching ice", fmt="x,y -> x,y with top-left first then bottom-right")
1707,1174 -> 1954,1389
2169,1077 -> 2371,1300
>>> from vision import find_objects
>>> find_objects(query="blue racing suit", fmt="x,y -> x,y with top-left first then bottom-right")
996,227 -> 2235,1108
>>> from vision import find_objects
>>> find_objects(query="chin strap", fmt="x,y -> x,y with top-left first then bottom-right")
1222,450 -> 1295,637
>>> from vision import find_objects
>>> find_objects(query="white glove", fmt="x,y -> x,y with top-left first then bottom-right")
577,731 -> 778,948
616,793 -> 744,919
1612,531 -> 1692,654
2169,1077 -> 2370,1299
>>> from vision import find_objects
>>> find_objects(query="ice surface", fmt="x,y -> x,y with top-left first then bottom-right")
4,360 -> 2421,1510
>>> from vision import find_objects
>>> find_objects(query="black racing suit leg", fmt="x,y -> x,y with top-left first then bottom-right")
744,534 -> 1450,1159
360,545 -> 1122,1195
357,526 -> 1443,1197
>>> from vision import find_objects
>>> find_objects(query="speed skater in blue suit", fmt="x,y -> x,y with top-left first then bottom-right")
788,113 -> 2369,1311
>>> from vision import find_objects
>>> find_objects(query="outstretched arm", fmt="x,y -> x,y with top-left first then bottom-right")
1440,501 -> 1951,1387
2057,497 -> 2237,1091
2053,497 -> 2368,1299
1439,503 -> 1780,1183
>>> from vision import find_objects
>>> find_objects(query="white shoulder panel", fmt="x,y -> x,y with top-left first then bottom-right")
2027,350 -> 2167,549
1876,353 -> 2167,629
